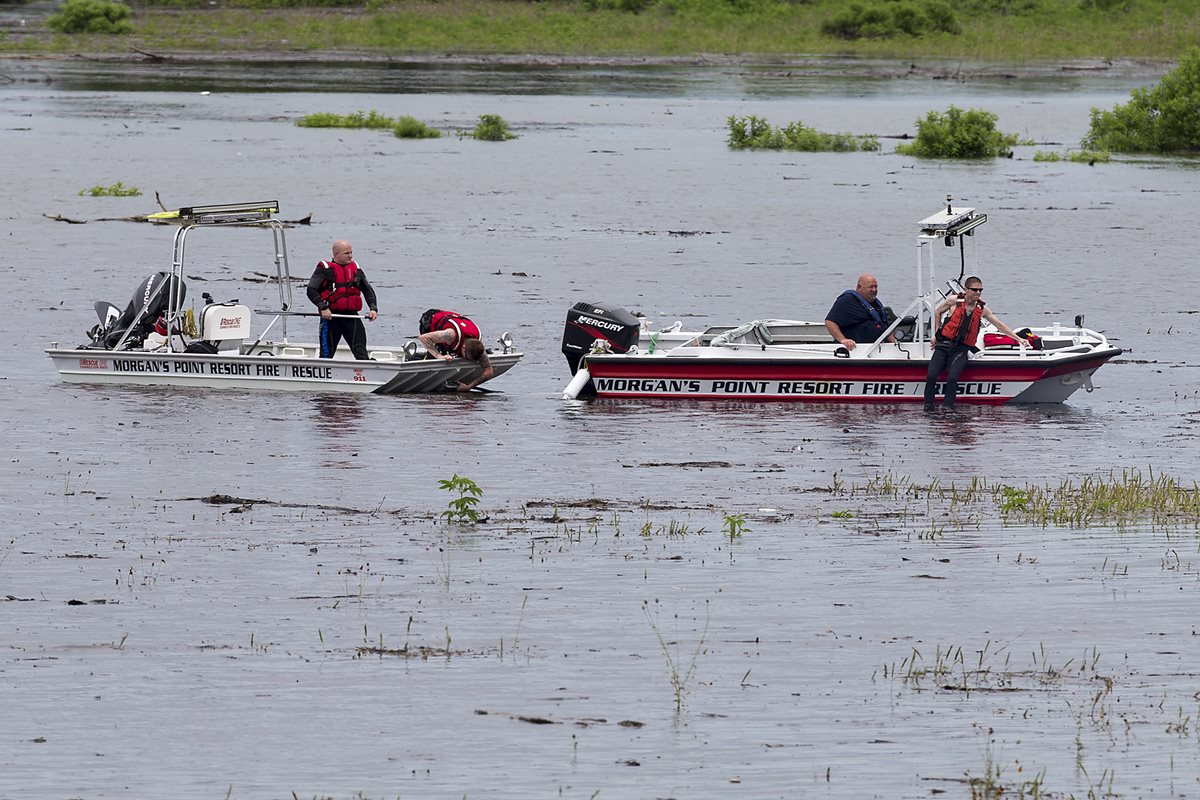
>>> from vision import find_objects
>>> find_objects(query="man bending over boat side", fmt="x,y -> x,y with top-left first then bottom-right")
417,308 -> 495,392
923,276 -> 1027,412
824,273 -> 896,350
307,240 -> 379,360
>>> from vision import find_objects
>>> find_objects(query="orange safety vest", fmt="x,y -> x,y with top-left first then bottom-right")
937,296 -> 984,347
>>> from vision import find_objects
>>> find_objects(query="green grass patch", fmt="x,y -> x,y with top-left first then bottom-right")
296,109 -> 397,129
727,114 -> 880,151
839,468 -> 1200,530
1033,148 -> 1111,162
296,109 -> 442,138
393,114 -> 441,139
821,0 -> 962,40
78,181 -> 142,196
6,0 -> 1200,61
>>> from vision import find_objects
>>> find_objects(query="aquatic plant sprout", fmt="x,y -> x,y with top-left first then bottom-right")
439,474 -> 484,524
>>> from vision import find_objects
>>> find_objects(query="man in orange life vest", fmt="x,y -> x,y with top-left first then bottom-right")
417,309 -> 495,392
923,276 -> 1027,412
306,240 -> 378,360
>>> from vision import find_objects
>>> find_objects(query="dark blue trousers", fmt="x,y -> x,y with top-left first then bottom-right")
923,344 -> 971,408
319,317 -> 369,360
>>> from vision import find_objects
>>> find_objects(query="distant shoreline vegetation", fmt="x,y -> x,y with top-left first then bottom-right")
4,0 -> 1198,62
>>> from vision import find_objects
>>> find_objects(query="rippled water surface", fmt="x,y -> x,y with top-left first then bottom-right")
3,58 -> 1200,799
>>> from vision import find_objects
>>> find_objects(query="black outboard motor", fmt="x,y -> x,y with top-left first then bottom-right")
100,272 -> 186,350
562,301 -> 641,374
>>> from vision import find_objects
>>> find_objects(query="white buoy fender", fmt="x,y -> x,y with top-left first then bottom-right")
563,366 -> 591,400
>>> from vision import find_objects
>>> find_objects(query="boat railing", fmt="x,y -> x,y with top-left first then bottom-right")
155,201 -> 291,353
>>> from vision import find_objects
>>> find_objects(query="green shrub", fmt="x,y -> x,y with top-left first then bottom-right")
1083,47 -> 1200,153
47,0 -> 133,34
392,115 -> 441,139
78,181 -> 141,197
727,115 -> 880,152
821,0 -> 960,39
471,114 -> 516,141
894,106 -> 1019,158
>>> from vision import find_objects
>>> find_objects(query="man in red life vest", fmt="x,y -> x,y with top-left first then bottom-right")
417,309 -> 495,392
306,240 -> 378,360
923,276 -> 1027,412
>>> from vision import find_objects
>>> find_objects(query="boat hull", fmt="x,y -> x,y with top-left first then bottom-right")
582,348 -> 1120,404
47,344 -> 522,394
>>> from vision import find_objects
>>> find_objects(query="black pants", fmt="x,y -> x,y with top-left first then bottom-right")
923,344 -> 971,408
319,317 -> 369,360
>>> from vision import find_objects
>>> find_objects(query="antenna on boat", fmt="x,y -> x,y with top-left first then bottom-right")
943,195 -> 968,282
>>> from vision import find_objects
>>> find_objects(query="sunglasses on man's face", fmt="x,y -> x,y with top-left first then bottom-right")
966,286 -> 983,292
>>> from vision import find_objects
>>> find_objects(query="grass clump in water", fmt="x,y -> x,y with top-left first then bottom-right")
894,105 -> 1019,158
296,110 -> 400,130
727,115 -> 880,152
1033,149 -> 1111,163
78,181 -> 141,197
297,109 -> 442,138
469,114 -> 517,141
997,468 -> 1200,528
393,115 -> 441,139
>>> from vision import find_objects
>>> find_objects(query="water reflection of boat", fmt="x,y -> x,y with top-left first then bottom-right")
46,201 -> 521,394
562,199 -> 1121,405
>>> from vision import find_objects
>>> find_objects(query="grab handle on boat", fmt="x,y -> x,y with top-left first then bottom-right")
834,346 -> 850,359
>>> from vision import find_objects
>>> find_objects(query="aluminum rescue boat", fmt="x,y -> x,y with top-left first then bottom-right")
48,202 -> 521,393
561,200 -> 1120,405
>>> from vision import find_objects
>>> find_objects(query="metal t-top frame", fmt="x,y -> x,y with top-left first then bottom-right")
861,195 -> 988,356
163,201 -> 293,350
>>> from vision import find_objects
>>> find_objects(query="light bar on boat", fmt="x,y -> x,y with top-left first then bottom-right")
176,201 -> 280,225
918,206 -> 987,239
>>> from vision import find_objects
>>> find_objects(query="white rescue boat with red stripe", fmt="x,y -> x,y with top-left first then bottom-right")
562,198 -> 1120,405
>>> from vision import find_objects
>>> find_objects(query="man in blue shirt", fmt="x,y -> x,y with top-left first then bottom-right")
824,273 -> 895,351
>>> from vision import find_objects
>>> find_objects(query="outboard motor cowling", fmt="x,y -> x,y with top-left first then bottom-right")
102,272 -> 186,350
562,301 -> 641,374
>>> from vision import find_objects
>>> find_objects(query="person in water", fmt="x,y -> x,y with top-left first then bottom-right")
824,273 -> 896,350
923,276 -> 1028,412
306,240 -> 378,360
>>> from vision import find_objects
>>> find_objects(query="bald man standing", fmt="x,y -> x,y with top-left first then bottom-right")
824,273 -> 895,351
306,239 -> 379,360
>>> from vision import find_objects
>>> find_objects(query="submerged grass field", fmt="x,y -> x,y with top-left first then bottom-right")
3,0 -> 1198,62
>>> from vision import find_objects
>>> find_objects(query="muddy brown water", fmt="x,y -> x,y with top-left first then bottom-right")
3,58 -> 1200,799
